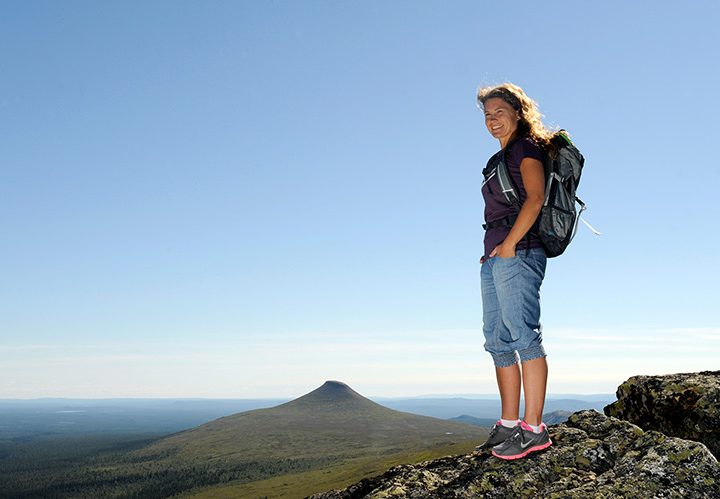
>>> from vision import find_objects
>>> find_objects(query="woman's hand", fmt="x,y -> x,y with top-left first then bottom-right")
490,242 -> 516,259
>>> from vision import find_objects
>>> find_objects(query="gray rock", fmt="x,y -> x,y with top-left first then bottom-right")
604,370 -> 720,458
310,409 -> 719,498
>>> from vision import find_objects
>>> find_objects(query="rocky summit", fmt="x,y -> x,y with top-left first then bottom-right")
312,372 -> 720,498
604,370 -> 720,459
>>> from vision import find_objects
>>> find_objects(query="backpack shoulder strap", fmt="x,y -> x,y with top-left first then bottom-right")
482,151 -> 502,180
497,139 -> 521,207
496,156 -> 520,206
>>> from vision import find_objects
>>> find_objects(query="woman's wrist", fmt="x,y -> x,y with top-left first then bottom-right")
503,239 -> 519,250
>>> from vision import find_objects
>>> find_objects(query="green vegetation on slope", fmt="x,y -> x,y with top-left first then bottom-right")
184,441 -> 481,499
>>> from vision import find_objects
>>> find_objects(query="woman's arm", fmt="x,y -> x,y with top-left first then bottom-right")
490,157 -> 545,258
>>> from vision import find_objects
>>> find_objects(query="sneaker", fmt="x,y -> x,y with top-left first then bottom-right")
474,420 -> 519,451
491,421 -> 552,460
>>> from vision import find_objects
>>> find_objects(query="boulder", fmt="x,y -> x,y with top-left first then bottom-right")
604,370 -> 720,458
311,410 -> 719,498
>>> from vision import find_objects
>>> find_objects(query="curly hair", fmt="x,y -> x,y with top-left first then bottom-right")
476,83 -> 557,151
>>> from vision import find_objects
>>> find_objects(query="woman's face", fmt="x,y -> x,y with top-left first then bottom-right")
483,97 -> 519,145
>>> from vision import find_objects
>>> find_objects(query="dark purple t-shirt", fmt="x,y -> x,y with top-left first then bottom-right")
481,136 -> 544,259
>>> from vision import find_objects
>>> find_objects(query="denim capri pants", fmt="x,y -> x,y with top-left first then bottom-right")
481,247 -> 547,367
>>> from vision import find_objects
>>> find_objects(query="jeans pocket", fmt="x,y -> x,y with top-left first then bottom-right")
518,253 -> 546,281
493,255 -> 522,282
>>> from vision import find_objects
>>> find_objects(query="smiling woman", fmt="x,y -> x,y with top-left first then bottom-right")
474,83 -> 556,461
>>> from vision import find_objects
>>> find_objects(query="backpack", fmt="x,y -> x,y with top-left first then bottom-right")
494,131 -> 591,258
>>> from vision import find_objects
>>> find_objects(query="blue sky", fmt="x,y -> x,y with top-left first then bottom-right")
2,1 -> 719,398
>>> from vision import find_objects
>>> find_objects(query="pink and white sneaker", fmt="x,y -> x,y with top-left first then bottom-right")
491,421 -> 552,460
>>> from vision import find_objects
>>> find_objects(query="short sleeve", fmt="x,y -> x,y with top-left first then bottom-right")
508,137 -> 543,170
505,137 -> 543,201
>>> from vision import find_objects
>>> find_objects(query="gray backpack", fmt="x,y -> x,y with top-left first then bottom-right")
494,131 -> 589,257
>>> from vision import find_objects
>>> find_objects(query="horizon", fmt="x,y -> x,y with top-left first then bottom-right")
0,390 -> 617,402
2,1 -> 719,399
0,375 -> 630,401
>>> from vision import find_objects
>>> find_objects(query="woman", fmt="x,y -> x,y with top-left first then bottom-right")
475,83 -> 554,460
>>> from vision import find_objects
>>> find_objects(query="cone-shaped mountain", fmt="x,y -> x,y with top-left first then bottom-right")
288,380 -> 366,405
132,381 -> 487,464
275,380 -> 387,414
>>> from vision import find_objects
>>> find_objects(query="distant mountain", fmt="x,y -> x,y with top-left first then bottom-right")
449,409 -> 572,427
448,415 -> 496,427
542,410 -> 573,425
381,396 -> 615,419
136,380 -> 486,464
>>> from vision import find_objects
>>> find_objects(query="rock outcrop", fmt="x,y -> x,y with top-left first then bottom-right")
604,370 -> 720,459
313,408 -> 720,498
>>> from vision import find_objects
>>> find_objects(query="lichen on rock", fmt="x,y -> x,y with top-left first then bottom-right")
311,409 -> 720,498
604,370 -> 720,458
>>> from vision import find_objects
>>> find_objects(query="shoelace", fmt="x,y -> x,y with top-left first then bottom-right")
505,424 -> 526,444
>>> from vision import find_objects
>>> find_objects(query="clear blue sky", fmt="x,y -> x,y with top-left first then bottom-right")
2,1 -> 718,398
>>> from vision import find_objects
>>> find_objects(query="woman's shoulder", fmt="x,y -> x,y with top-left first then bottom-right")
509,136 -> 542,154
508,136 -> 543,164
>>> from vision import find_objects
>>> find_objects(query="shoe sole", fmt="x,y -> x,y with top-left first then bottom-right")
491,439 -> 552,460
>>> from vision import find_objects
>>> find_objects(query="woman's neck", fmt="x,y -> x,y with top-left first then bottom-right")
500,132 -> 520,149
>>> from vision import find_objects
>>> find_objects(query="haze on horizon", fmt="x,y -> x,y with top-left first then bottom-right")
2,1 -> 718,399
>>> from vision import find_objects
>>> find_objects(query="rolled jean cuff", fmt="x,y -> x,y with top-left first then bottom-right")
518,344 -> 547,363
491,351 -> 519,368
